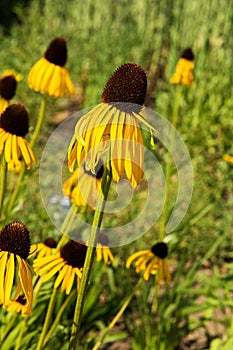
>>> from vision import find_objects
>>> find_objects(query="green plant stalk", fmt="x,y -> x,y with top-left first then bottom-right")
56,204 -> 79,250
92,278 -> 143,350
151,283 -> 159,314
158,85 -> 183,241
3,164 -> 25,224
68,165 -> 112,350
36,288 -> 58,350
0,155 -> 7,216
44,290 -> 76,346
30,94 -> 47,149
0,313 -> 17,346
14,316 -> 27,350
35,204 -> 79,350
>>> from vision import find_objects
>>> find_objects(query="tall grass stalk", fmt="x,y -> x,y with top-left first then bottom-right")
69,164 -> 112,349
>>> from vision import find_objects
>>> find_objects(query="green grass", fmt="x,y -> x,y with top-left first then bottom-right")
0,0 -> 233,349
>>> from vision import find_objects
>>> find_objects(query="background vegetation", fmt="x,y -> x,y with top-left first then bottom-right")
0,0 -> 232,349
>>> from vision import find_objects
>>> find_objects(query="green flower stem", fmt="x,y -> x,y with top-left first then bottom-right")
92,278 -> 143,350
36,288 -> 58,350
35,204 -> 79,350
0,313 -> 17,346
158,85 -> 183,241
0,155 -> 7,216
68,165 -> 112,350
14,316 -> 28,350
57,204 -> 78,250
30,94 -> 47,149
44,290 -> 76,346
3,164 -> 25,224
151,283 -> 159,314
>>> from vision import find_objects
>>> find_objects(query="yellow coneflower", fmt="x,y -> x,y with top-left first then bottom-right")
95,231 -> 114,265
170,48 -> 195,87
63,160 -> 104,210
126,242 -> 171,284
0,104 -> 36,170
28,37 -> 74,98
223,154 -> 233,164
6,295 -> 28,314
0,222 -> 33,315
33,240 -> 87,294
68,63 -> 155,189
30,237 -> 57,258
0,70 -> 22,114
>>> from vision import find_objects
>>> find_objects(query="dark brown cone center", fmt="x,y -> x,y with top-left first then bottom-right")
44,37 -> 67,67
0,222 -> 30,259
98,231 -> 109,246
0,75 -> 17,100
60,240 -> 87,268
84,159 -> 104,179
0,104 -> 29,137
102,63 -> 147,113
43,237 -> 57,248
151,242 -> 168,259
181,48 -> 194,61
16,295 -> 27,305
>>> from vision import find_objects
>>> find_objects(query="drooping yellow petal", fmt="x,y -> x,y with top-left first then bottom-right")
17,137 -> 32,168
4,133 -> 12,163
132,111 -> 155,134
0,98 -> 9,114
103,247 -> 114,265
135,253 -> 153,273
0,130 -> 9,154
17,257 -> 33,314
42,262 -> 65,283
61,264 -> 72,293
223,154 -> 233,164
39,61 -> 55,92
65,267 -> 75,294
24,139 -> 37,164
0,252 -> 8,304
21,260 -> 33,312
74,267 -> 82,279
164,261 -> 172,283
126,250 -> 150,268
4,253 -> 15,304
11,134 -> 20,165
28,58 -> 48,91
143,258 -> 158,281
96,246 -> 102,262
54,264 -> 68,289
157,259 -> 164,284
35,256 -> 63,275
64,69 -> 75,97
47,65 -> 61,97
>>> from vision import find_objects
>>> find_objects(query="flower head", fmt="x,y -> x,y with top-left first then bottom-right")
0,222 -> 33,314
63,160 -> 104,209
7,295 -> 27,314
126,242 -> 171,284
0,104 -> 36,169
170,48 -> 195,87
95,231 -> 114,265
68,63 -> 155,189
33,240 -> 87,294
28,37 -> 74,97
223,154 -> 233,164
30,237 -> 57,258
0,70 -> 22,114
